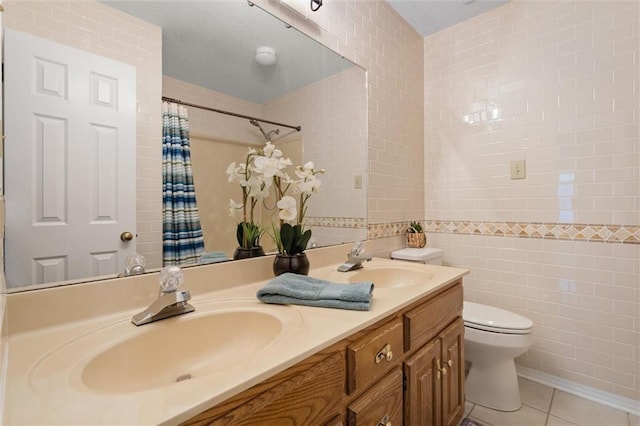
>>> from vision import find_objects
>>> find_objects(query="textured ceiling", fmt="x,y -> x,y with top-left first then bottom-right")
101,1 -> 354,104
101,1 -> 510,104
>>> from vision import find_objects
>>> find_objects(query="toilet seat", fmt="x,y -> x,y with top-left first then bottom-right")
464,301 -> 533,334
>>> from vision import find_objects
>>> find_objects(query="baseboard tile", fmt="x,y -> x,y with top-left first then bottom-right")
517,366 -> 640,416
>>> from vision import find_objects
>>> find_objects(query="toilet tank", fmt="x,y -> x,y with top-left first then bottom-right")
390,247 -> 444,265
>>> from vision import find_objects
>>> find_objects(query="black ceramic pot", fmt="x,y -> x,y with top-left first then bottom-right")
272,253 -> 310,276
233,246 -> 266,260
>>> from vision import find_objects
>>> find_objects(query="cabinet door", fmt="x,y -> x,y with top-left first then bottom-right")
404,338 -> 442,426
347,368 -> 403,426
440,318 -> 465,426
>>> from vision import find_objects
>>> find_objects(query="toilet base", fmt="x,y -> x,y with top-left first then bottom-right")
465,357 -> 522,411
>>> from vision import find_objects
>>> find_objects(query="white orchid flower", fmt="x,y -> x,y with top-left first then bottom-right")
277,196 -> 297,222
263,142 -> 282,158
228,199 -> 243,217
295,161 -> 316,179
253,156 -> 282,179
245,176 -> 261,197
297,176 -> 322,194
226,162 -> 239,182
278,157 -> 293,168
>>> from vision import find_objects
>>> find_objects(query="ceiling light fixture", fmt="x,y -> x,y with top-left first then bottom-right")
255,46 -> 277,66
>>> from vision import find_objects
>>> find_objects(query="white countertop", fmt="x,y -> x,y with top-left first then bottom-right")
4,258 -> 467,425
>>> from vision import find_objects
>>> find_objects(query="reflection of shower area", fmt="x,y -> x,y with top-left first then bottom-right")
163,66 -> 368,258
161,91 -> 303,256
191,130 -> 302,256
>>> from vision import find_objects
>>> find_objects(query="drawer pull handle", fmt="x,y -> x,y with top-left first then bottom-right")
377,414 -> 391,426
375,344 -> 393,364
447,359 -> 453,368
437,358 -> 447,379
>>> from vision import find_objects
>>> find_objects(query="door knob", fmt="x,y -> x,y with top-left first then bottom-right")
120,231 -> 134,242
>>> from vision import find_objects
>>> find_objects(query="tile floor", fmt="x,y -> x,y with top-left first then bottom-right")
463,378 -> 640,426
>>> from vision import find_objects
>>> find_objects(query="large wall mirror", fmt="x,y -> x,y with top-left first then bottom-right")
2,0 -> 368,291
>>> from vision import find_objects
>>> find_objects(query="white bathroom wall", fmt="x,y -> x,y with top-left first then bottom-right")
424,0 -> 639,400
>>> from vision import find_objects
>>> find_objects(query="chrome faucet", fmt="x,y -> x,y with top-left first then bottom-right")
337,241 -> 373,272
132,266 -> 194,326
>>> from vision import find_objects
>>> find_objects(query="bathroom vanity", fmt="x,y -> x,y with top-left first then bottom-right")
3,250 -> 468,425
183,280 -> 464,426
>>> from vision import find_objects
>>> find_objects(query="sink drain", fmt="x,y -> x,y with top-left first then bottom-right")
176,374 -> 192,383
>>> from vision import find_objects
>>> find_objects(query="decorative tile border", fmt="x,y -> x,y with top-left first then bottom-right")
306,216 -> 367,229
368,220 -> 640,244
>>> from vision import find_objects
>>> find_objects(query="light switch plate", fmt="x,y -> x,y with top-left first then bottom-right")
511,160 -> 526,179
354,175 -> 363,189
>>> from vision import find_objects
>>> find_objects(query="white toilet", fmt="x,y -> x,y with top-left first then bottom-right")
464,301 -> 533,411
391,246 -> 534,412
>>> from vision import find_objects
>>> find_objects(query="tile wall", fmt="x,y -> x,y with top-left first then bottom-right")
423,0 -> 639,400
254,0 -> 426,226
263,65 -> 368,244
3,0 -> 164,269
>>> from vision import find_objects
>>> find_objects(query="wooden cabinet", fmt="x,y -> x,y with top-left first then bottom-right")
185,352 -> 346,426
404,318 -> 464,426
182,280 -> 464,426
347,368 -> 403,426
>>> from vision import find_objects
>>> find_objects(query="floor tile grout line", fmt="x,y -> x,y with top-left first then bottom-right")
544,388 -> 555,426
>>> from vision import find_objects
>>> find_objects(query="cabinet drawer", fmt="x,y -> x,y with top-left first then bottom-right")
347,368 -> 403,426
347,318 -> 403,394
404,282 -> 462,352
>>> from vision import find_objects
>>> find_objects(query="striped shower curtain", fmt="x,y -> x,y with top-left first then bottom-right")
162,101 -> 205,265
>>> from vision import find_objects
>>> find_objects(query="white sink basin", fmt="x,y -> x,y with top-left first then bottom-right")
326,263 -> 433,288
28,299 -> 303,394
82,310 -> 283,393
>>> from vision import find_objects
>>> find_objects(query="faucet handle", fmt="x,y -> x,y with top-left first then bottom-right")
351,241 -> 365,256
159,266 -> 184,293
124,252 -> 146,276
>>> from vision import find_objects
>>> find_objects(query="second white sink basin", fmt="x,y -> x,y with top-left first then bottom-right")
326,263 -> 433,288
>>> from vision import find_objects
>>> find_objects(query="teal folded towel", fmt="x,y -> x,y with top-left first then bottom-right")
256,273 -> 374,311
198,251 -> 229,265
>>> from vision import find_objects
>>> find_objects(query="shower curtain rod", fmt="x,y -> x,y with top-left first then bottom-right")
162,96 -> 302,132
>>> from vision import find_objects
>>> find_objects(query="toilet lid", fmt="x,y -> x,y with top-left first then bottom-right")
463,301 -> 533,334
